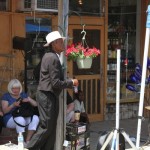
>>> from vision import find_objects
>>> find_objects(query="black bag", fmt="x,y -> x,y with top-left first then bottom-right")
12,102 -> 34,118
12,99 -> 35,127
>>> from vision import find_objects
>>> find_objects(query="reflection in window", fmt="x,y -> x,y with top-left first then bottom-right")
69,0 -> 103,16
26,17 -> 51,66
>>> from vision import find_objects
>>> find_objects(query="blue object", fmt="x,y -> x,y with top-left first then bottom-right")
135,63 -> 142,79
26,23 -> 51,32
146,75 -> 150,84
130,74 -> 140,84
135,63 -> 142,72
146,5 -> 150,28
126,84 -> 138,92
134,72 -> 141,81
147,58 -> 150,70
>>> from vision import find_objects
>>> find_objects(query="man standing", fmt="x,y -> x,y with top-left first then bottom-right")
26,31 -> 78,150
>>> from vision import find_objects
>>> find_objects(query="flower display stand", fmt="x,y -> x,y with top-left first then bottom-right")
76,57 -> 92,69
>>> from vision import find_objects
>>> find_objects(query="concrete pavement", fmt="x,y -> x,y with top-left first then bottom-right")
90,118 -> 149,149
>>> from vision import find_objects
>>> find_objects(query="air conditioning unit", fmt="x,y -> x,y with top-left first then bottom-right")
18,0 -> 58,12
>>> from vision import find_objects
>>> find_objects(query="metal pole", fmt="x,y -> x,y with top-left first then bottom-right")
136,5 -> 150,148
125,33 -> 128,97
101,48 -> 136,149
62,0 -> 69,139
116,49 -> 121,132
116,49 -> 120,150
111,49 -> 120,150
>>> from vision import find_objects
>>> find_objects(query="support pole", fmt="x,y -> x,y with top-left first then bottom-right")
101,49 -> 137,150
116,49 -> 121,133
55,0 -> 69,150
136,5 -> 150,148
111,49 -> 120,150
100,131 -> 114,150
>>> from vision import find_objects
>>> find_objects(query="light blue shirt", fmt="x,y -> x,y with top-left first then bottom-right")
74,99 -> 85,113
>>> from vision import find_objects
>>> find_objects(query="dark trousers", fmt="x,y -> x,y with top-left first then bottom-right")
26,90 -> 59,150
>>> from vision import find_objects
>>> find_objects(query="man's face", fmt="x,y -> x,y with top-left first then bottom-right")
52,38 -> 65,54
79,92 -> 84,101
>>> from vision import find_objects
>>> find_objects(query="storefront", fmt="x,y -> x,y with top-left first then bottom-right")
0,0 -> 148,122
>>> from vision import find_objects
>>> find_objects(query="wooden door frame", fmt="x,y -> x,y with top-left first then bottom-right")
67,24 -> 105,121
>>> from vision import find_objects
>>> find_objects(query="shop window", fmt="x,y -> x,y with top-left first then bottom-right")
0,0 -> 9,11
69,0 -> 104,16
107,0 -> 138,102
25,17 -> 51,93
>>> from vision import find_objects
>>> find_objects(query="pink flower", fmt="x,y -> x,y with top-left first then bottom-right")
66,43 -> 100,61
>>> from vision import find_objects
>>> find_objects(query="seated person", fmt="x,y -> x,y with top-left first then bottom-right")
1,79 -> 39,144
74,90 -> 89,124
66,92 -> 75,123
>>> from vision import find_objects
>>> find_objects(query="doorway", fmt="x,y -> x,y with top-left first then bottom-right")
68,25 -> 105,121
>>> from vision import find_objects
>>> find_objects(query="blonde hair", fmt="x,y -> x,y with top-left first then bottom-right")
7,79 -> 22,94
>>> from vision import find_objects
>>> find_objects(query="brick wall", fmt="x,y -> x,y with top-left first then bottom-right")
105,102 -> 139,120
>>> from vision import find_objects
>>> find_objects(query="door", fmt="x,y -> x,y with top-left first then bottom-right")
67,25 -> 105,121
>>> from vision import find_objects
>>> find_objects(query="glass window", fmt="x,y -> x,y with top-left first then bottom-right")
107,0 -> 138,101
69,0 -> 103,16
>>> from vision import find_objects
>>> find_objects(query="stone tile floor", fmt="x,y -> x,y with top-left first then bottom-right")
90,118 -> 149,149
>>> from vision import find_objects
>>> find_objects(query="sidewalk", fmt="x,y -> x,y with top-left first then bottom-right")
90,118 -> 149,149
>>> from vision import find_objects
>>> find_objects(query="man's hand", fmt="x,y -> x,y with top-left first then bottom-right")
22,98 -> 30,103
72,79 -> 79,86
13,101 -> 21,107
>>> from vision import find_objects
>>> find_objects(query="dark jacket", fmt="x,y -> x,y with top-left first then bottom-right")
38,51 -> 73,96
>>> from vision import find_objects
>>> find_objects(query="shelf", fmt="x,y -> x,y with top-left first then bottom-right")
107,2 -> 137,104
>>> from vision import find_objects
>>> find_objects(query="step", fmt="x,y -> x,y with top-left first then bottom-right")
0,128 -> 17,145
1,127 -> 17,136
0,135 -> 17,145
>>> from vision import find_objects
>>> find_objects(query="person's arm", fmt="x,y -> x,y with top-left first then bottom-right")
81,102 -> 85,113
0,112 -> 3,116
48,54 -> 78,89
0,102 -> 3,116
74,100 -> 81,111
1,100 -> 20,114
0,108 -> 3,116
22,97 -> 37,107
66,102 -> 74,114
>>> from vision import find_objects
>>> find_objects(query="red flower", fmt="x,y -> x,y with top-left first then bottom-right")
66,43 -> 100,61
